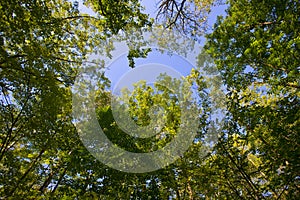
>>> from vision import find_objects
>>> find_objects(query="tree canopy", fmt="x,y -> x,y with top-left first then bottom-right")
1,0 -> 299,199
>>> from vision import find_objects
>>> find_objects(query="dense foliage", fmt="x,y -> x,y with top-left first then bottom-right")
0,0 -> 299,199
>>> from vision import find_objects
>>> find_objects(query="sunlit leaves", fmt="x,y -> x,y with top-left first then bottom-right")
0,0 -> 151,198
206,0 -> 300,198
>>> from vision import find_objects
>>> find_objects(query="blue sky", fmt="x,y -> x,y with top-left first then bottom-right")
78,1 -> 228,91
106,1 -> 227,91
106,49 -> 195,92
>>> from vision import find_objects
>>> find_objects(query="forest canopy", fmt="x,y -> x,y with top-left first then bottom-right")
0,0 -> 299,199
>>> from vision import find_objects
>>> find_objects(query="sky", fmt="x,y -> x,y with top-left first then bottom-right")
78,0 -> 228,92
107,1 -> 227,92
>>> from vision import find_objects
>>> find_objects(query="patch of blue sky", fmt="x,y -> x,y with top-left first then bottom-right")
76,0 -> 228,87
107,48 -> 194,92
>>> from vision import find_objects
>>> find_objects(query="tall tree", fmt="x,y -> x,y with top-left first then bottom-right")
0,0 -> 150,198
205,0 -> 300,199
88,71 -> 215,199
